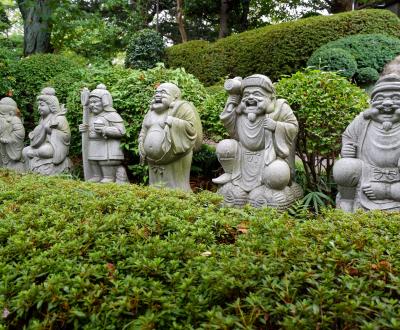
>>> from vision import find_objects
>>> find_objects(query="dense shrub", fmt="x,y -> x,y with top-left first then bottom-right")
0,47 -> 17,97
307,47 -> 357,79
166,10 -> 400,85
275,69 -> 369,194
308,33 -> 400,84
125,29 -> 165,70
1,171 -> 400,328
9,54 -> 86,131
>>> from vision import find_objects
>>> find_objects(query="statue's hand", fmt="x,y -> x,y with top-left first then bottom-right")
26,149 -> 36,158
264,118 -> 277,131
164,116 -> 173,127
342,143 -> 357,158
79,124 -> 89,133
44,125 -> 52,134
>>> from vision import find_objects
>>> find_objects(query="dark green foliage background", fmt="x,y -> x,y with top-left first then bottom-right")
1,170 -> 400,329
307,33 -> 400,84
166,10 -> 400,86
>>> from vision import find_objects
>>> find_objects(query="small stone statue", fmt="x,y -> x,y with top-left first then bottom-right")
139,83 -> 203,191
23,88 -> 71,175
334,74 -> 400,212
212,74 -> 303,209
0,97 -> 25,171
80,84 -> 128,183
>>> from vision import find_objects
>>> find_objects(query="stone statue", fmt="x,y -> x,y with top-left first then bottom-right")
333,74 -> 400,212
139,83 -> 203,191
80,84 -> 128,183
212,74 -> 303,209
23,88 -> 71,175
0,97 -> 25,171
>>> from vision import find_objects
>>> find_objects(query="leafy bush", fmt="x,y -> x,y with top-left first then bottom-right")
307,47 -> 357,79
125,29 -> 165,70
308,33 -> 400,84
2,170 -> 400,328
275,69 -> 369,194
9,54 -> 86,132
166,10 -> 400,85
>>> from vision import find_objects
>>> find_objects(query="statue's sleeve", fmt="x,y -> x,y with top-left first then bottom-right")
6,118 -> 25,161
167,104 -> 197,154
341,114 -> 364,156
272,102 -> 299,159
220,102 -> 239,139
103,112 -> 125,138
50,115 -> 71,165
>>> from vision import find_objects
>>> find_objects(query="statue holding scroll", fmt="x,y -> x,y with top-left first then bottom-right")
0,97 -> 25,171
80,84 -> 128,183
139,83 -> 203,191
23,88 -> 71,175
213,74 -> 303,209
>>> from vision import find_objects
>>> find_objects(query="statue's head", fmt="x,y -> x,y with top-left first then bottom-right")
151,83 -> 181,113
0,97 -> 18,118
37,87 -> 60,118
89,84 -> 113,114
238,74 -> 275,122
366,74 -> 400,130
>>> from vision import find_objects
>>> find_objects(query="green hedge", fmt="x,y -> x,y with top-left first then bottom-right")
1,170 -> 400,328
166,10 -> 400,85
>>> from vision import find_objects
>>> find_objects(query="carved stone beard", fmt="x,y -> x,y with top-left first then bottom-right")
366,106 -> 400,131
237,100 -> 268,122
382,121 -> 393,131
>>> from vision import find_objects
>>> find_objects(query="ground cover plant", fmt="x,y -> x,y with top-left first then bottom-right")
1,170 -> 400,329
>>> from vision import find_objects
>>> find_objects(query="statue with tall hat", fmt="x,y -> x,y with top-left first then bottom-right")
139,82 -> 203,191
23,87 -> 71,175
334,73 -> 400,212
80,84 -> 128,183
212,74 -> 303,209
0,97 -> 25,171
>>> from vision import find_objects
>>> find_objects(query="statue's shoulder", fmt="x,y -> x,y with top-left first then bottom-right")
174,100 -> 196,112
103,110 -> 123,123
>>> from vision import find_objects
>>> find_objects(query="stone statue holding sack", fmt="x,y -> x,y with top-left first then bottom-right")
0,97 -> 25,171
213,74 -> 303,209
23,87 -> 71,175
334,74 -> 400,212
139,83 -> 203,191
80,84 -> 128,183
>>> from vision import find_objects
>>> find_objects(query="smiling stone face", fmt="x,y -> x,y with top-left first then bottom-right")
370,90 -> 400,126
150,83 -> 180,113
239,86 -> 271,122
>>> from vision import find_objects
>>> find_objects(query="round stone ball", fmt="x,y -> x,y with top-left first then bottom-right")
263,159 -> 290,190
333,158 -> 362,187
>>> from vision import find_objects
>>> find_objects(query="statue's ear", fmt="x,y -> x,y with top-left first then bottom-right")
102,94 -> 113,108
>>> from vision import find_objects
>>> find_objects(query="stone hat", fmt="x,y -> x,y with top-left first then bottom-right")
89,84 -> 113,110
0,97 -> 18,114
37,87 -> 60,113
371,74 -> 400,99
241,74 -> 275,94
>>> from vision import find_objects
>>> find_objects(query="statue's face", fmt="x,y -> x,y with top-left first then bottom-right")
239,87 -> 271,121
370,90 -> 400,127
38,101 -> 50,117
89,96 -> 104,114
151,85 -> 175,113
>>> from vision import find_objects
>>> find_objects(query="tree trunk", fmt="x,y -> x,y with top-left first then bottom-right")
17,0 -> 54,56
239,0 -> 250,32
219,0 -> 230,38
328,0 -> 353,13
176,0 -> 187,43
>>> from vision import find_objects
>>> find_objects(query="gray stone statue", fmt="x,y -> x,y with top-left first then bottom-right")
0,97 -> 25,171
212,74 -> 303,209
80,84 -> 128,183
139,83 -> 203,191
334,74 -> 400,212
23,88 -> 71,175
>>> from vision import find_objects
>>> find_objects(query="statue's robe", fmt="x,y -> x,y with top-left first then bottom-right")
342,113 -> 400,210
140,100 -> 202,192
221,99 -> 298,192
0,116 -> 25,168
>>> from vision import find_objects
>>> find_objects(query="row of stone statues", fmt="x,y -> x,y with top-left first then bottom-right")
2,73 -> 400,212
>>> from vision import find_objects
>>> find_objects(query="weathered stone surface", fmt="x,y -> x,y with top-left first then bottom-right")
139,83 -> 203,191
0,97 -> 25,171
334,74 -> 400,212
23,88 -> 71,175
80,84 -> 128,184
213,74 -> 303,209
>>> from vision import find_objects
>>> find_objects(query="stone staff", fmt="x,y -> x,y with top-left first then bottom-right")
81,88 -> 91,181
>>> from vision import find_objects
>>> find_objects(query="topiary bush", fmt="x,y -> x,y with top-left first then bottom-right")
2,170 -> 400,328
275,69 -> 369,194
307,33 -> 400,85
166,10 -> 400,85
307,47 -> 357,79
125,29 -> 165,70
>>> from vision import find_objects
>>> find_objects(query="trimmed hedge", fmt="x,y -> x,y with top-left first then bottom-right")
166,10 -> 400,85
1,170 -> 400,328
